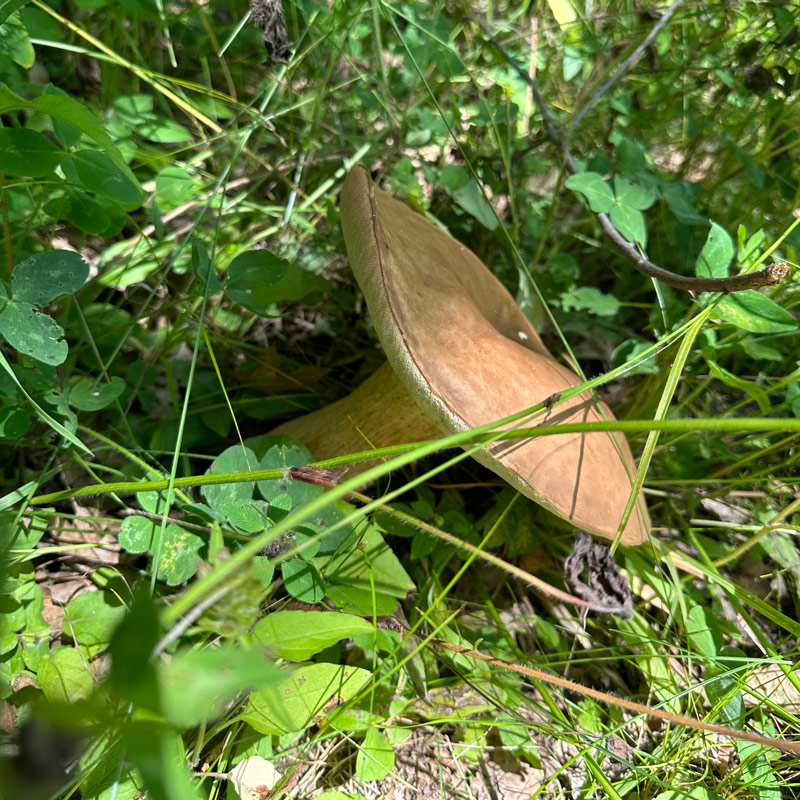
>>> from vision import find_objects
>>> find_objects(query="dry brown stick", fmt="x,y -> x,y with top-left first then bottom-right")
474,18 -> 792,294
373,616 -> 800,756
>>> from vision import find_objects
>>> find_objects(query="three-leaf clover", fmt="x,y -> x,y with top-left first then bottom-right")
565,172 -> 657,248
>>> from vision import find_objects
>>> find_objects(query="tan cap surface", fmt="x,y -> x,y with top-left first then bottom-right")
341,165 -> 649,545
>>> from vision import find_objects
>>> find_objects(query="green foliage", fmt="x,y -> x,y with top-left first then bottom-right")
251,610 -> 374,661
2,0 -> 799,797
243,662 -> 373,735
0,250 -> 89,365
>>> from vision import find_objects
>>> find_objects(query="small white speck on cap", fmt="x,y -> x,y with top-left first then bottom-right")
517,331 -> 528,340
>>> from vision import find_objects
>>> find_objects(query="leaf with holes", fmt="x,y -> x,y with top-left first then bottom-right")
0,298 -> 68,364
12,250 -> 89,306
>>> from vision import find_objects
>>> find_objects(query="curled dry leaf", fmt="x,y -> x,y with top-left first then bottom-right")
249,0 -> 293,64
564,532 -> 633,618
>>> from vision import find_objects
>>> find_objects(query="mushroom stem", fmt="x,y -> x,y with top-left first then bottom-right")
271,361 -> 442,468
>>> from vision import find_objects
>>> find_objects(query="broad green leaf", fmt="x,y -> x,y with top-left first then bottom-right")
124,722 -> 202,800
613,176 -> 656,210
222,501 -> 265,533
356,727 -> 394,782
560,286 -> 620,317
706,646 -> 747,727
439,165 -> 497,230
12,250 -> 89,305
251,610 -> 374,661
156,165 -> 195,206
662,183 -> 706,225
0,0 -> 27,25
0,590 -> 23,630
715,290 -> 798,333
738,738 -> 781,800
546,252 -> 580,286
79,733 -> 144,800
226,251 -> 329,315
562,44 -> 582,81
119,515 -> 160,552
611,339 -> 659,375
0,631 -> 18,655
201,445 -> 257,510
64,189 -> 112,235
0,405 -> 30,438
565,172 -> 614,213
109,589 -> 160,711
302,502 -> 357,553
696,222 -> 734,279
282,557 -> 325,603
0,87 -> 121,166
705,357 -> 770,414
64,590 -> 126,654
192,239 -> 221,294
69,376 -> 126,411
313,524 -> 414,615
244,662 -> 372,735
0,127 -> 63,176
742,338 -> 783,361
0,299 -> 68,364
159,646 -> 281,727
257,443 -> 323,509
685,603 -> 722,659
226,251 -> 288,311
113,95 -> 154,116
138,116 -> 192,143
136,490 -> 170,515
0,506 -> 46,544
43,85 -> 83,147
65,149 -> 142,208
38,646 -> 94,703
0,12 -> 34,67
609,203 -> 647,247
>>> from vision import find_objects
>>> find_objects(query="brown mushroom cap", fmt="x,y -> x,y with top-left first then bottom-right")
341,165 -> 648,544
274,165 -> 649,545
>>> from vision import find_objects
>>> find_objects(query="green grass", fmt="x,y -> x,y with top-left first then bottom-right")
0,1 -> 799,798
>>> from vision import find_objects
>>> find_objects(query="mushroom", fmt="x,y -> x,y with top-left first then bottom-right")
273,165 -> 650,545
